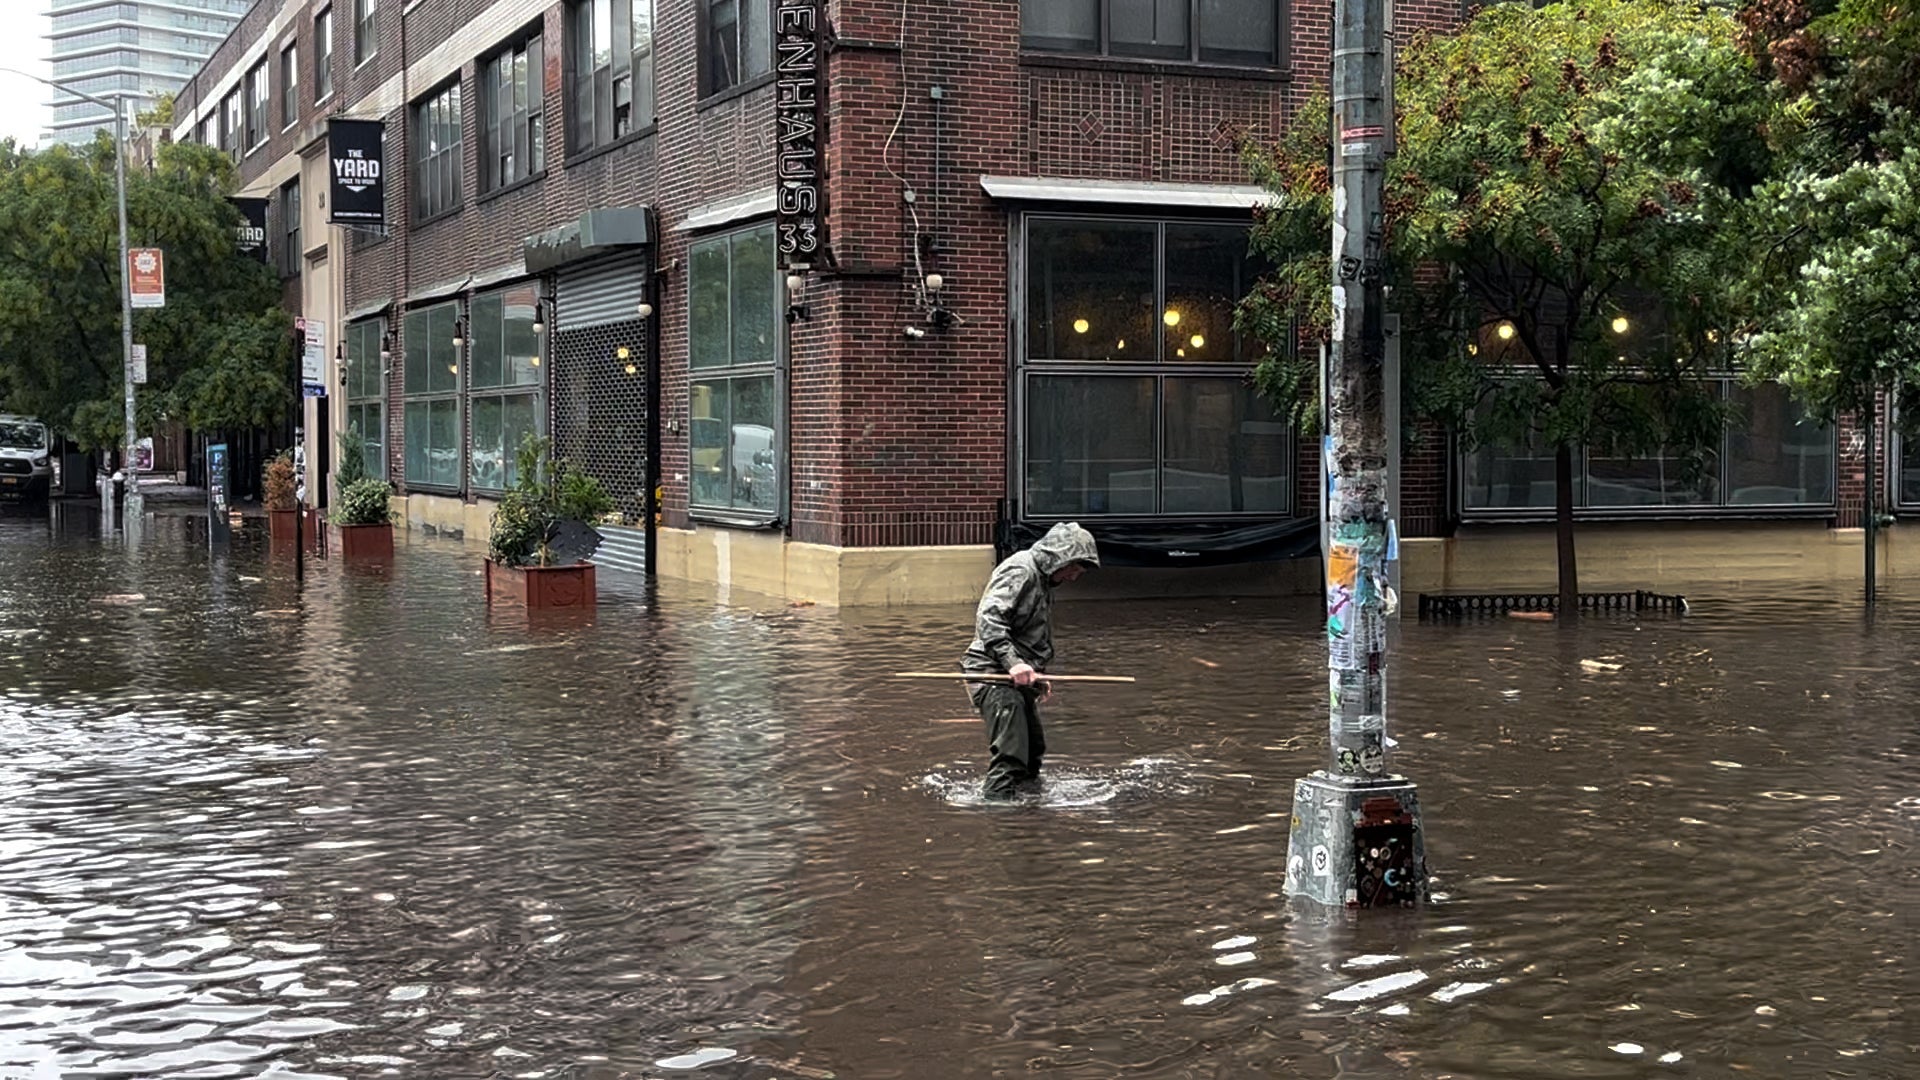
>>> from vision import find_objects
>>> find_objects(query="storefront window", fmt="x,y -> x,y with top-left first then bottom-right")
1463,379 -> 1835,514
467,285 -> 544,492
344,318 -> 385,481
403,302 -> 461,489
1021,215 -> 1287,519
688,221 -> 779,518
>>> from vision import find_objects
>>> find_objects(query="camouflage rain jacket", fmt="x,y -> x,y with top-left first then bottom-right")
962,522 -> 1100,700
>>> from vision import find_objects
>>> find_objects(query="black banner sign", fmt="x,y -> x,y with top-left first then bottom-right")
327,118 -> 386,228
230,197 -> 268,261
775,0 -> 825,268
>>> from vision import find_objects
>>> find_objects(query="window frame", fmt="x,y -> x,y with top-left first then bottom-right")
344,317 -> 388,483
280,43 -> 298,130
411,79 -> 463,224
699,0 -> 772,101
1456,373 -> 1841,521
566,0 -> 657,158
1016,212 -> 1294,523
315,7 -> 335,103
402,301 -> 464,493
244,59 -> 269,152
686,219 -> 783,525
464,283 -> 547,495
1019,0 -> 1291,71
354,0 -> 378,68
221,90 -> 242,161
278,177 -> 301,279
481,28 -> 546,194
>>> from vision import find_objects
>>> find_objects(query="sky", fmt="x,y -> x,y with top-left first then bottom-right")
0,4 -> 54,148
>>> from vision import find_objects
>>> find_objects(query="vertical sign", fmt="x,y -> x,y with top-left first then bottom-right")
128,248 -> 165,308
774,0 -> 825,269
230,197 -> 269,261
327,118 -> 386,228
301,318 -> 327,396
207,441 -> 231,550
129,343 -> 147,385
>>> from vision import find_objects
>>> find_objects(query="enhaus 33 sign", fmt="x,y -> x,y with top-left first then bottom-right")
775,0 -> 826,269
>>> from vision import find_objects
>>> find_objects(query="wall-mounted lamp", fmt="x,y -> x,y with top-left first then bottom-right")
532,300 -> 547,336
924,272 -> 944,293
636,300 -> 654,319
379,331 -> 394,363
452,318 -> 467,348
786,270 -> 810,323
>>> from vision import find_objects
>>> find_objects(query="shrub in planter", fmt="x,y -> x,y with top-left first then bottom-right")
330,477 -> 396,559
263,451 -> 297,539
485,435 -> 613,608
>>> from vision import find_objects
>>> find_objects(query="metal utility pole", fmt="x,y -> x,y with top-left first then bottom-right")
1284,0 -> 1428,908
6,70 -> 145,533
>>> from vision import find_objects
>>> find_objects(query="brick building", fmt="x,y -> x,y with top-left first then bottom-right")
168,0 -> 1903,605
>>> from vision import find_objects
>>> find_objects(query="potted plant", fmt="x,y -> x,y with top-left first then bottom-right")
263,450 -> 297,541
484,434 -> 614,609
331,479 -> 395,559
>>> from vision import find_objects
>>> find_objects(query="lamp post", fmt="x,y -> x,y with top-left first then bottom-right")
3,69 -> 143,531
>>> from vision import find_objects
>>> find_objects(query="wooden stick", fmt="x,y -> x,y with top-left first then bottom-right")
891,671 -> 1138,684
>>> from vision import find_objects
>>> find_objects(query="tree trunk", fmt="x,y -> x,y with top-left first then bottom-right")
1555,442 -> 1579,616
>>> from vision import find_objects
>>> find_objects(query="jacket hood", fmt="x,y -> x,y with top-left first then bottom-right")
1030,521 -> 1100,576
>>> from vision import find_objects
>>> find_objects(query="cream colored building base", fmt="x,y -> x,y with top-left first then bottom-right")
656,527 -> 996,606
1402,521 -> 1901,596
395,492 -> 492,541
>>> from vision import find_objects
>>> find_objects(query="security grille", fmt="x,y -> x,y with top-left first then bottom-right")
550,317 -> 650,524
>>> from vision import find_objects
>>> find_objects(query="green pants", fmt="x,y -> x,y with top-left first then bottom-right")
978,683 -> 1046,798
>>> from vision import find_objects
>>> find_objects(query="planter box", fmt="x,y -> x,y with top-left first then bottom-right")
268,508 -> 298,540
331,522 -> 394,560
484,558 -> 596,610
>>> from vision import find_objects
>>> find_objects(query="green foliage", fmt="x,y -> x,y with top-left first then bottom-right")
331,477 -> 394,526
487,433 -> 614,567
1733,1 -> 1920,424
1241,0 -> 1764,592
262,451 -> 295,511
0,138 -> 290,449
336,425 -> 368,486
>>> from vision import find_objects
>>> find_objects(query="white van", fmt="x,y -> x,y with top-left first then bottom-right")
0,415 -> 52,501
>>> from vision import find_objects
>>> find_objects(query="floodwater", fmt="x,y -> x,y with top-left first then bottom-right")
0,506 -> 1911,1079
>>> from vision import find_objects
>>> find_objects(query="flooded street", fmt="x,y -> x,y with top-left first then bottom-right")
0,510 -> 1911,1079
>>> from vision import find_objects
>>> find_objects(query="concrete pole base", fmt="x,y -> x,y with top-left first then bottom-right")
1284,772 -> 1429,908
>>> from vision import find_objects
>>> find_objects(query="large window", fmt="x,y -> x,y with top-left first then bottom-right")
1021,216 -> 1288,518
315,7 -> 335,102
403,302 -> 462,489
1463,381 -> 1836,514
1021,1 -> 1284,67
569,0 -> 654,153
484,33 -> 545,190
466,285 -> 544,492
345,318 -> 386,481
278,178 -> 301,278
413,82 -> 462,222
703,0 -> 769,97
355,0 -> 377,66
245,59 -> 269,150
280,44 -> 298,129
221,90 -> 241,161
688,221 -> 779,517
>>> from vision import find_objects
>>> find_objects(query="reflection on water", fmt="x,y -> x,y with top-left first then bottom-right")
0,508 -> 1911,1078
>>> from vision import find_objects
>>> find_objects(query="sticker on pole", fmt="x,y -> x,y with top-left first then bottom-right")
1312,844 -> 1331,876
129,248 -> 165,309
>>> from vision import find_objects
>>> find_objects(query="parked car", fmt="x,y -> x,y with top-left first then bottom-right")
0,416 -> 52,502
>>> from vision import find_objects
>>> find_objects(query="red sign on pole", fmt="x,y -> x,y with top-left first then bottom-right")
129,248 -> 165,309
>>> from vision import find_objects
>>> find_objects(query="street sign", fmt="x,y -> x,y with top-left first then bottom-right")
129,248 -> 165,309
302,318 -> 327,397
207,441 -> 230,550
129,344 -> 147,385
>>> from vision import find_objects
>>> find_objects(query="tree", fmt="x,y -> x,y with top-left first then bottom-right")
1242,0 -> 1768,611
0,135 -> 291,454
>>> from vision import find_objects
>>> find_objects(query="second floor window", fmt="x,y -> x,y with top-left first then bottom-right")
279,179 -> 301,277
703,0 -> 769,97
569,0 -> 655,153
355,0 -> 378,66
315,7 -> 335,101
281,44 -> 298,128
413,83 -> 462,222
221,91 -> 241,161
1021,1 -> 1284,67
245,60 -> 269,150
484,34 -> 545,190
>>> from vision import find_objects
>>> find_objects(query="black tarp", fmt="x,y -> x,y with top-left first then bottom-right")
998,515 -> 1320,568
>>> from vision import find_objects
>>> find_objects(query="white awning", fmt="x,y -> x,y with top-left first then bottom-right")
675,188 -> 777,233
979,175 -> 1273,210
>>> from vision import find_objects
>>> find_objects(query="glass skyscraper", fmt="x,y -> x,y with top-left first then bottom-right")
45,0 -> 250,144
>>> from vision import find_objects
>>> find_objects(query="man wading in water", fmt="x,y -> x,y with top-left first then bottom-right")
963,521 -> 1101,799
